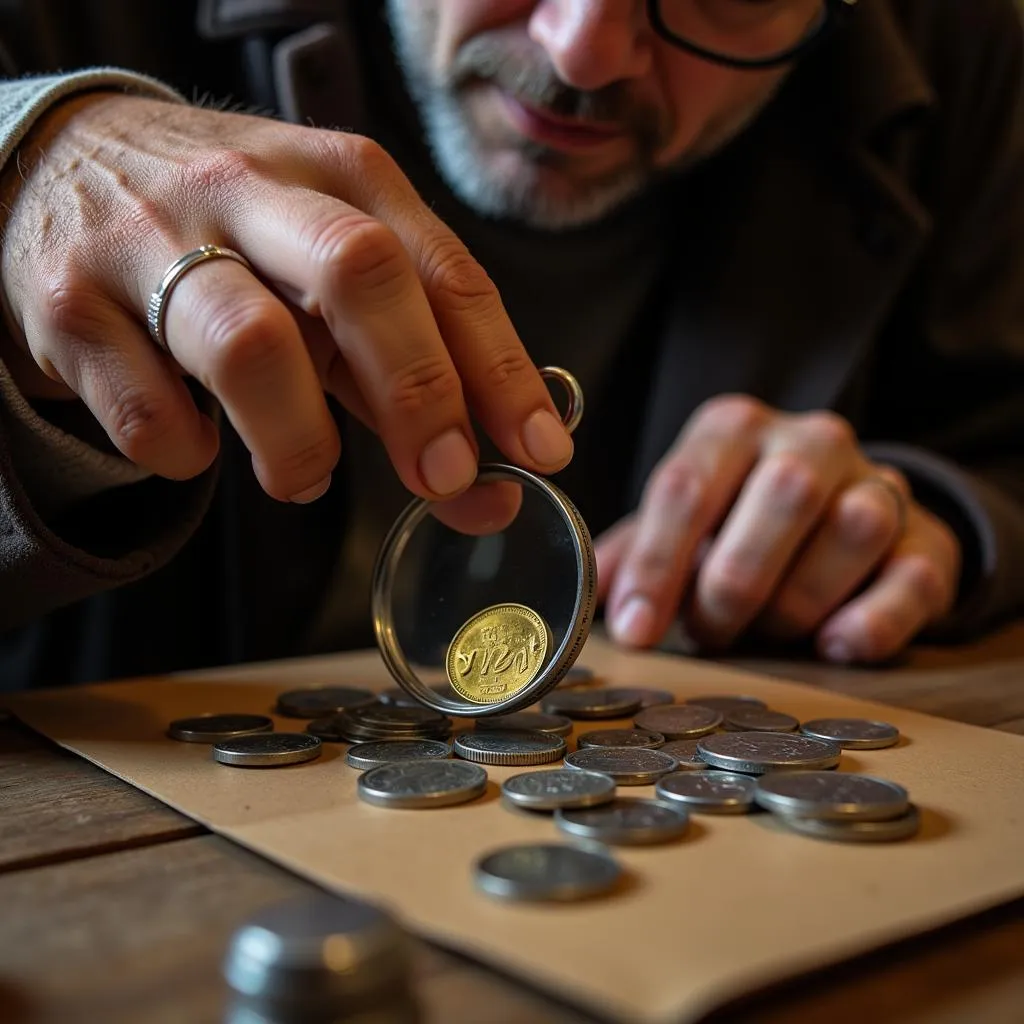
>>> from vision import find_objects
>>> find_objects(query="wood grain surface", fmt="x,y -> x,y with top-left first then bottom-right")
2,623 -> 1023,1024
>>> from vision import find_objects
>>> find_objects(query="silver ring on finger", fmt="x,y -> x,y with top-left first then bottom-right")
146,244 -> 253,352
864,473 -> 909,537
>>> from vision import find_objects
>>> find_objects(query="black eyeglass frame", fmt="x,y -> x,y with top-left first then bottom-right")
646,0 -> 857,70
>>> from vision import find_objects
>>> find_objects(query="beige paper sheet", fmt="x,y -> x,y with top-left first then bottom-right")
7,638 -> 1024,1024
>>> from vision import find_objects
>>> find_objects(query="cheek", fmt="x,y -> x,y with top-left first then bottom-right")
434,0 -> 535,66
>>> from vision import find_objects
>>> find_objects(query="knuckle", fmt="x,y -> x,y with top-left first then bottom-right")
702,557 -> 762,617
200,297 -> 293,383
386,354 -> 462,415
275,434 -> 341,482
424,241 -> 498,315
318,217 -> 410,302
797,410 -> 856,450
855,609 -> 902,658
182,148 -> 262,197
647,460 -> 705,521
763,453 -> 826,516
835,486 -> 900,548
42,272 -> 106,339
339,133 -> 400,182
629,545 -> 676,587
107,384 -> 177,459
480,346 -> 535,390
694,393 -> 767,436
899,554 -> 952,614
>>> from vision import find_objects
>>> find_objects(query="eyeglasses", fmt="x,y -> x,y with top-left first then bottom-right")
647,0 -> 857,70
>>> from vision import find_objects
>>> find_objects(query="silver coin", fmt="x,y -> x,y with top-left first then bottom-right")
348,705 -> 451,731
168,713 -> 274,743
602,687 -> 675,709
655,771 -> 757,814
754,771 -> 910,821
634,704 -> 722,739
799,718 -> 901,750
564,746 -> 678,785
659,738 -> 710,769
454,730 -> 566,766
474,843 -> 621,901
698,732 -> 841,774
555,798 -> 689,845
778,804 -> 921,843
577,729 -> 665,749
304,715 -> 352,742
213,733 -> 322,767
723,708 -> 800,733
684,695 -> 767,713
332,719 -> 451,743
276,687 -> 378,719
358,760 -> 487,809
541,689 -> 643,719
501,769 -> 616,811
475,712 -> 574,737
378,684 -> 458,707
345,740 -> 452,771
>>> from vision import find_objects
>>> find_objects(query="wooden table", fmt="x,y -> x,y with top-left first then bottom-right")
3,624 -> 1024,1024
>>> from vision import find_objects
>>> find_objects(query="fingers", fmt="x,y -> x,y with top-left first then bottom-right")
162,258 -> 341,502
757,474 -> 906,638
24,273 -> 219,479
595,515 -> 636,605
429,481 -> 523,536
815,507 -> 960,662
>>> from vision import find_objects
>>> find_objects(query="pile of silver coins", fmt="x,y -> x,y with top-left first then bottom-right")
167,671 -> 918,903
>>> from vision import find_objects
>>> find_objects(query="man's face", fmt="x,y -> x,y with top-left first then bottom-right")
386,0 -> 791,230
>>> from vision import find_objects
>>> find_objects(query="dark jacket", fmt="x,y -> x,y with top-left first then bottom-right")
0,0 -> 1022,689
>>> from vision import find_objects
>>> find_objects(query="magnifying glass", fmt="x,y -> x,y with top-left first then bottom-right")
372,368 -> 596,718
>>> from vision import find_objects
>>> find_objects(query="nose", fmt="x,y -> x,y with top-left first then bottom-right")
528,0 -> 653,92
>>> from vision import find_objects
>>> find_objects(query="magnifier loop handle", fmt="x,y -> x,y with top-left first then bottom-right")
539,366 -> 584,436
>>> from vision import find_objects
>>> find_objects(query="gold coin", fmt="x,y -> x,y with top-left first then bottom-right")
445,603 -> 552,705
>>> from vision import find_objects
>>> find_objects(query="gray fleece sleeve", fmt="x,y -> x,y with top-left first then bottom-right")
0,70 -> 217,631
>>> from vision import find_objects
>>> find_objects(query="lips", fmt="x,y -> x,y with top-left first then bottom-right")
499,92 -> 624,152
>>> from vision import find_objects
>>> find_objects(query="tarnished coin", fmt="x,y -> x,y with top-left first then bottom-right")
555,798 -> 689,845
445,603 -> 551,705
698,732 -> 841,774
501,769 -> 616,811
335,705 -> 452,742
602,687 -> 675,709
559,664 -> 597,687
723,708 -> 799,733
655,771 -> 757,814
659,738 -> 709,769
475,712 -> 573,737
541,689 -> 644,720
474,843 -> 621,901
213,733 -> 322,767
754,772 -> 910,821
577,729 -> 665,749
454,730 -> 566,766
800,718 -> 901,750
358,760 -> 487,809
304,715 -> 351,743
168,713 -> 274,743
564,746 -> 678,785
778,804 -> 921,843
379,684 -> 458,707
684,695 -> 767,713
634,704 -> 721,739
276,687 -> 378,719
345,740 -> 452,771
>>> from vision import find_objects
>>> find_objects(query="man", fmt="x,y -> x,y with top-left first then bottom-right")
0,0 -> 1020,689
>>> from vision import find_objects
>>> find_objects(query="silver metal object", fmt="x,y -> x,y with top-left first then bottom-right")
634,704 -> 722,739
373,369 -> 595,720
453,730 -> 566,766
332,705 -> 452,743
564,746 -> 678,785
799,718 -> 901,750
555,798 -> 689,845
474,843 -> 621,901
754,771 -> 910,821
723,708 -> 799,733
577,728 -> 665,749
345,740 -> 452,771
602,687 -> 675,709
357,760 -> 487,809
276,687 -> 378,719
659,738 -> 710,769
541,689 -> 643,719
147,244 -> 253,351
475,711 -> 573,737
379,684 -> 458,708
778,804 -> 921,843
213,733 -> 322,767
501,769 -> 616,811
684,695 -> 767,713
167,713 -> 273,743
655,770 -> 757,814
697,732 -> 841,774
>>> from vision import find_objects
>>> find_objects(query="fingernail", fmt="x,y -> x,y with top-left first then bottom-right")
522,409 -> 573,468
823,638 -> 853,664
290,474 -> 331,504
613,595 -> 656,647
420,428 -> 477,497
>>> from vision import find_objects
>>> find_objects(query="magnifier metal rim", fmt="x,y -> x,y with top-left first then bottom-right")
372,464 -> 596,718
